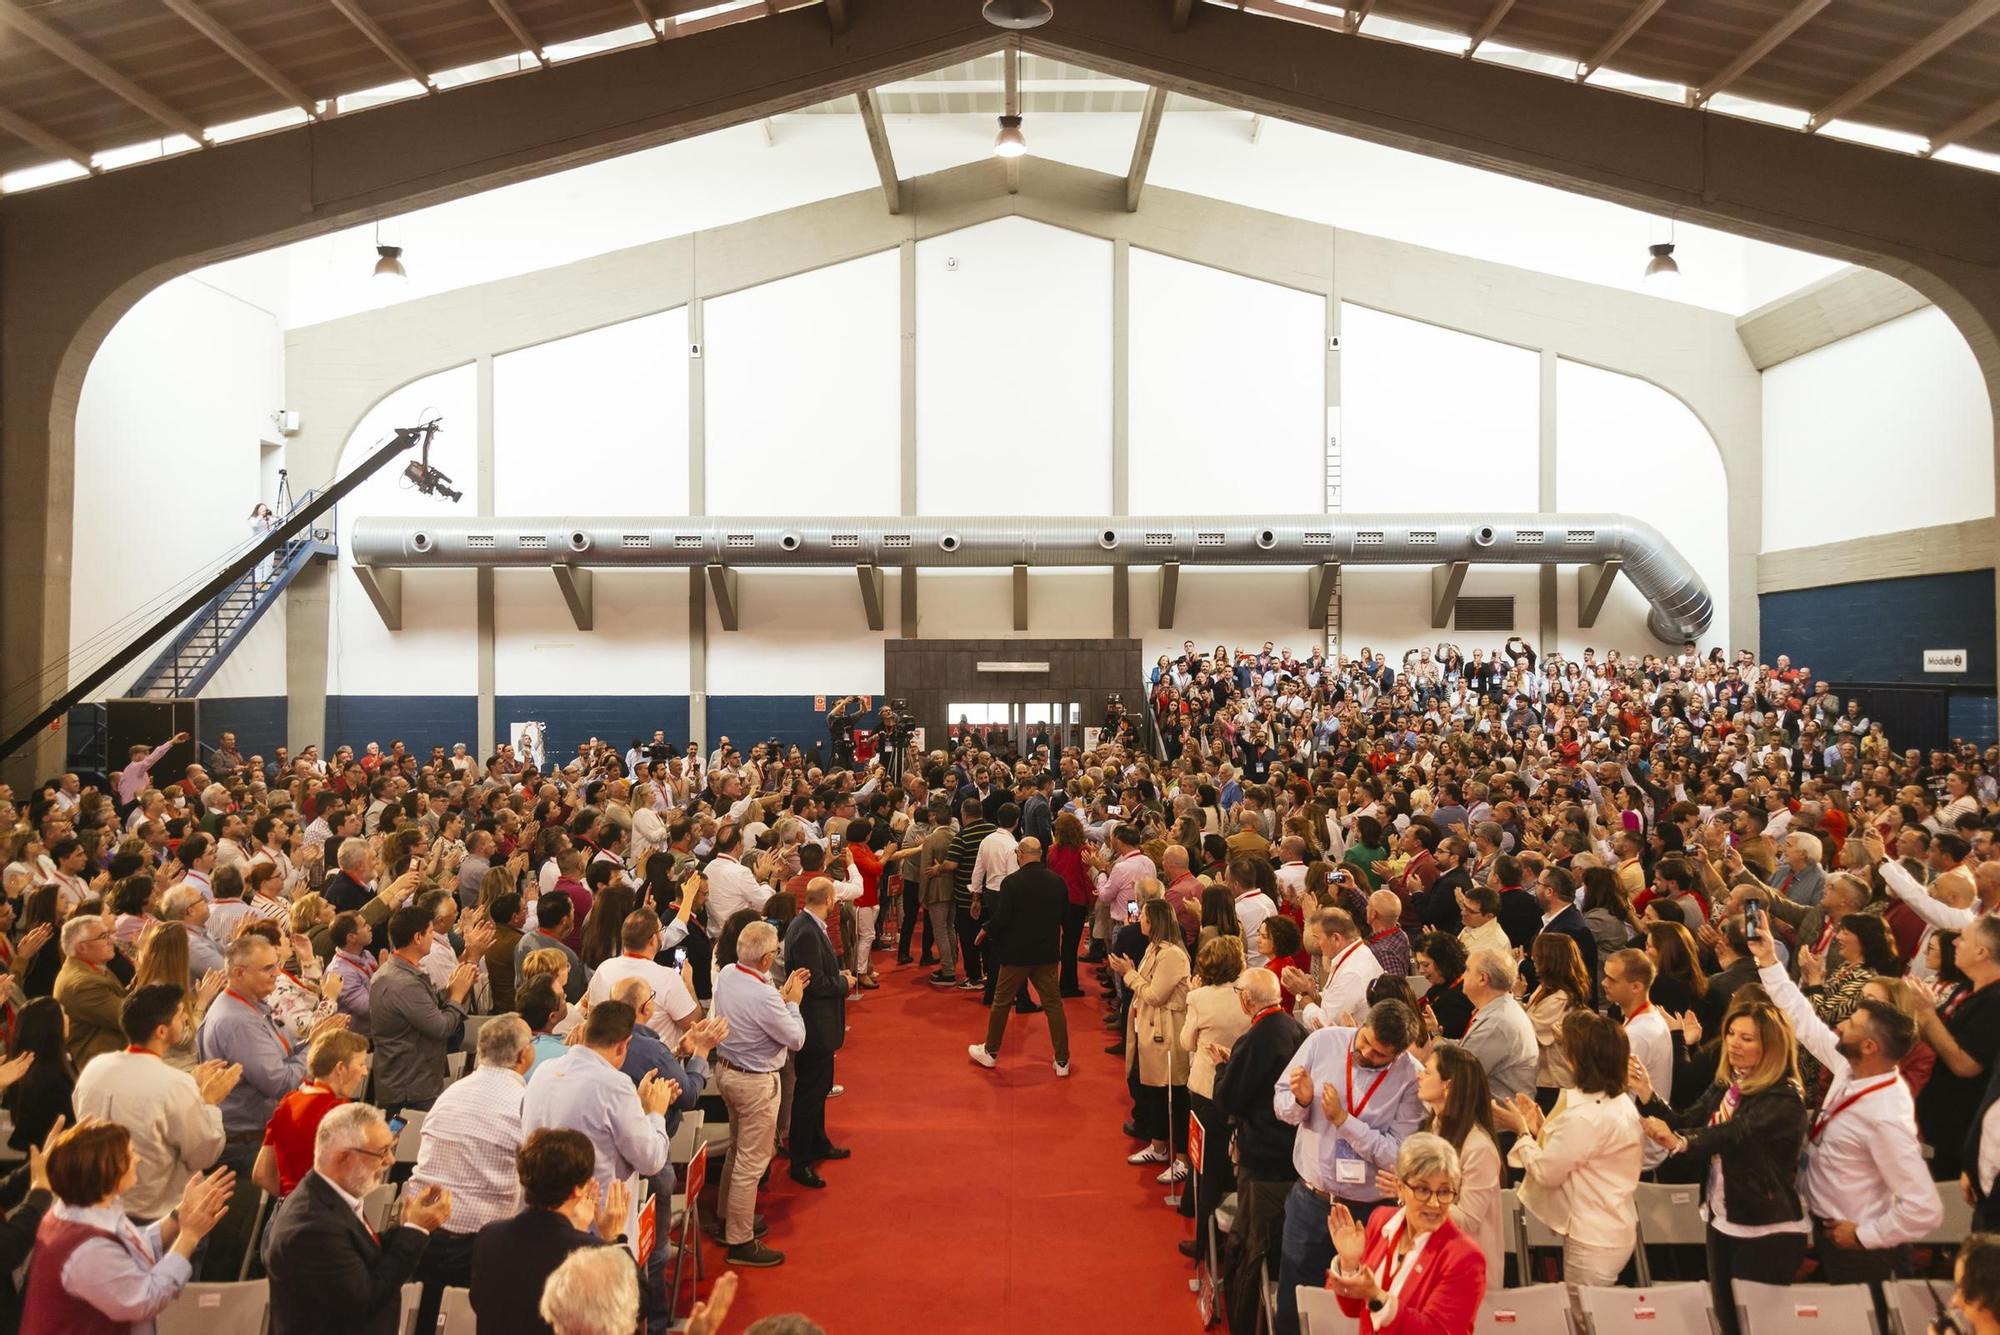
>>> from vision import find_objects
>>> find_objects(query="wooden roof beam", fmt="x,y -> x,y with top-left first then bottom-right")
1576,0 -> 1667,80
1694,0 -> 1828,105
486,0 -> 550,67
0,100 -> 95,172
1809,0 -> 2000,131
159,0 -> 321,120
326,0 -> 435,91
0,0 -> 208,142
631,0 -> 667,40
825,0 -> 849,32
1927,92 -> 2000,155
1125,85 -> 1166,210
1465,0 -> 1514,57
1345,0 -> 1375,32
854,88 -> 901,213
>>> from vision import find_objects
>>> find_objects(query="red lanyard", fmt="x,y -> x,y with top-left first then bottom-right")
1330,942 -> 1365,977
1346,1047 -> 1391,1117
225,988 -> 292,1053
1809,1076 -> 1897,1143
1378,1218 -> 1420,1291
734,962 -> 771,986
1624,1001 -> 1652,1026
1250,1005 -> 1286,1025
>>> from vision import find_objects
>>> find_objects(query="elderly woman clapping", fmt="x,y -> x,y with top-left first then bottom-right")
1326,1131 -> 1487,1335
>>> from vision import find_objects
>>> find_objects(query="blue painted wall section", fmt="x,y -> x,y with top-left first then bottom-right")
325,695 -> 480,755
1761,568 -> 1996,742
494,695 -> 689,767
709,696 -> 841,755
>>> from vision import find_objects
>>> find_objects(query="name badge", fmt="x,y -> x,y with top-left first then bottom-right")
1333,1139 -> 1368,1184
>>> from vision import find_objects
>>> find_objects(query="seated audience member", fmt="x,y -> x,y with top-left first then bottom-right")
471,1129 -> 630,1335
72,984 -> 237,1225
254,1029 -> 372,1199
1498,1010 -> 1644,1285
1327,1132 -> 1487,1335
263,1102 -> 453,1335
20,1120 -> 235,1331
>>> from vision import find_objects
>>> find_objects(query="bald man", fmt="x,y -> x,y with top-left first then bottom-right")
969,837 -> 1073,1076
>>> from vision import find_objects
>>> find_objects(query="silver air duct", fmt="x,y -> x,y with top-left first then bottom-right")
350,513 -> 1712,642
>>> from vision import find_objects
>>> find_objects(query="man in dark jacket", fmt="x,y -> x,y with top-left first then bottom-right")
781,877 -> 851,1190
471,1128 -> 628,1335
1530,865 -> 1599,997
1213,968 -> 1307,1335
967,837 -> 1072,1075
264,1102 -> 449,1335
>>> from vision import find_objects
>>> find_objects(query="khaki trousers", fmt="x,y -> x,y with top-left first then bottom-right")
982,963 -> 1070,1064
716,1063 -> 782,1246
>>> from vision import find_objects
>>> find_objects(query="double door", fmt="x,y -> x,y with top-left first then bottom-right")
945,700 -> 1085,758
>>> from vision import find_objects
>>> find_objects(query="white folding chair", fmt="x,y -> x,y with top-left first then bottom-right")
1406,975 -> 1432,1001
157,1280 -> 270,1335
667,1107 -> 705,1168
1261,1260 -> 1280,1335
1632,1182 -> 1705,1286
394,1110 -> 426,1164
1734,1280 -> 1878,1335
1574,1283 -> 1718,1335
460,1014 -> 494,1071
437,1285 -> 477,1334
1884,1279 -> 1954,1335
235,1191 -> 273,1282
1297,1282 -> 1359,1335
397,1281 -> 422,1335
445,1051 -> 467,1080
1918,1180 -> 1974,1245
1476,1283 -> 1574,1335
362,1181 -> 401,1232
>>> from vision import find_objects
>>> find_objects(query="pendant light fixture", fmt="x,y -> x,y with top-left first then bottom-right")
982,0 -> 1053,28
994,114 -> 1027,157
1643,219 -> 1680,291
372,220 -> 408,285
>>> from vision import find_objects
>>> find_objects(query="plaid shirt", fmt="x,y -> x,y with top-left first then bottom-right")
411,1063 -> 526,1233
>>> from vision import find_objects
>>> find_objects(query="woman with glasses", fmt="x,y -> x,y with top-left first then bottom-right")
1326,1132 -> 1487,1335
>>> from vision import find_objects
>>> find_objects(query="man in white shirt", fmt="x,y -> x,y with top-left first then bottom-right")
409,1015 -> 535,1333
1603,947 -> 1673,1168
1230,859 -> 1278,969
971,805 -> 1022,1007
1293,907 -> 1381,1031
73,983 -> 238,1223
1273,837 -> 1310,900
1457,948 -> 1540,1103
702,825 -> 771,937
1456,884 -> 1512,958
1748,927 -> 1940,1299
586,907 -> 700,1047
418,892 -> 492,1013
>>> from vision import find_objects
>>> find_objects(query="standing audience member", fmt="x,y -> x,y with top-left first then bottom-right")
1401,1043 -> 1504,1287
782,878 -> 851,1189
1214,969 -> 1306,1334
1457,948 -> 1538,1104
370,904 -> 480,1116
969,836 -> 1072,1077
1327,1133 -> 1488,1334
55,916 -> 128,1069
1113,899 -> 1193,1185
471,1129 -> 629,1335
708,921 -> 807,1268
253,1029 -> 372,1200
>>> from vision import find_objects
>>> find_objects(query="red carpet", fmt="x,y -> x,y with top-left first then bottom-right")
694,953 -> 1211,1334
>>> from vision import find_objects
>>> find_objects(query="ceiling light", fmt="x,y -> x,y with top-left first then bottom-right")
982,0 -> 1053,28
994,114 -> 1027,158
373,244 -> 408,284
1643,242 -> 1680,290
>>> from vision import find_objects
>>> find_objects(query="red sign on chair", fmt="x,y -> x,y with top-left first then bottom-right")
1187,1114 -> 1204,1175
636,1195 -> 657,1264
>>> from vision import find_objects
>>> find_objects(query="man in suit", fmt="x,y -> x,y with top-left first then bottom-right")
471,1128 -> 629,1335
53,915 -> 128,1069
1531,865 -> 1599,996
486,892 -> 527,1012
967,836 -> 1072,1076
781,877 -> 851,1190
264,1101 -> 452,1335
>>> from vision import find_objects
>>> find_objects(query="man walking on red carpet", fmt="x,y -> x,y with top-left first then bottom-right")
968,837 -> 1072,1077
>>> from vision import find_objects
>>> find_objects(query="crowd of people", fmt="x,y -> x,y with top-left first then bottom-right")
0,632 -> 1998,1335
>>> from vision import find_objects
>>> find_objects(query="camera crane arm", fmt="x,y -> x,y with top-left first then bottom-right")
0,421 -> 446,766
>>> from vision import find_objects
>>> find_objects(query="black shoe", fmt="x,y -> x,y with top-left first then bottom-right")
819,1146 -> 852,1161
1178,1240 -> 1200,1259
895,955 -> 912,965
1122,1120 -> 1140,1137
1060,987 -> 1086,997
789,1166 -> 827,1189
918,955 -> 938,966
774,1143 -> 789,1159
727,1241 -> 786,1267
1104,1012 -> 1124,1028
1014,1003 -> 1039,1015
1105,1041 -> 1126,1056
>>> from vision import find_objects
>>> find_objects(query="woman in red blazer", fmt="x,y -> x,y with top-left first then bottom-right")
1327,1131 -> 1488,1335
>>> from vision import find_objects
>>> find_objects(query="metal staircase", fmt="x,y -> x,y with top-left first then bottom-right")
129,492 -> 336,699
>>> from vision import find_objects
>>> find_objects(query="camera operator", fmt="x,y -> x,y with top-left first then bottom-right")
875,702 -> 914,786
827,695 -> 861,770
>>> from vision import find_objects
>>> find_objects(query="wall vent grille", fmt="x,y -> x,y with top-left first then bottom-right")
1454,596 -> 1515,631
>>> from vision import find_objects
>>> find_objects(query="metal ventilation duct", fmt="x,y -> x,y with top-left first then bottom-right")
350,513 -> 1713,642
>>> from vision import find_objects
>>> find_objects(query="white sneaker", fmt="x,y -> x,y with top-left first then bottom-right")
829,1084 -> 844,1098
1155,1160 -> 1189,1185
967,1045 -> 997,1069
1127,1145 -> 1169,1165
1053,1060 -> 1071,1078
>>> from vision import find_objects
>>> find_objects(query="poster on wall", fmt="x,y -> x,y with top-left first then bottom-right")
510,721 -> 548,770
910,728 -> 926,752
1083,727 -> 1102,752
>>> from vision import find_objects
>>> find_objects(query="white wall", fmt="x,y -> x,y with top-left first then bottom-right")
915,217 -> 1112,515
1761,307 -> 1994,551
1555,360 -> 1731,653
1128,248 -> 1324,515
705,571 -> 889,694
1343,566 -> 1542,659
1135,568 -> 1319,666
327,366 -> 480,697
705,250 -> 900,513
1340,304 -> 1540,512
71,261 -> 288,699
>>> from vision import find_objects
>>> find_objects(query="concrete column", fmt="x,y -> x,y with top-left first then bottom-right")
687,297 -> 709,749
476,353 -> 497,757
1322,239 -> 1343,653
1111,237 -> 1130,638
899,238 -> 918,638
1538,347 -> 1558,649
284,564 -> 329,752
